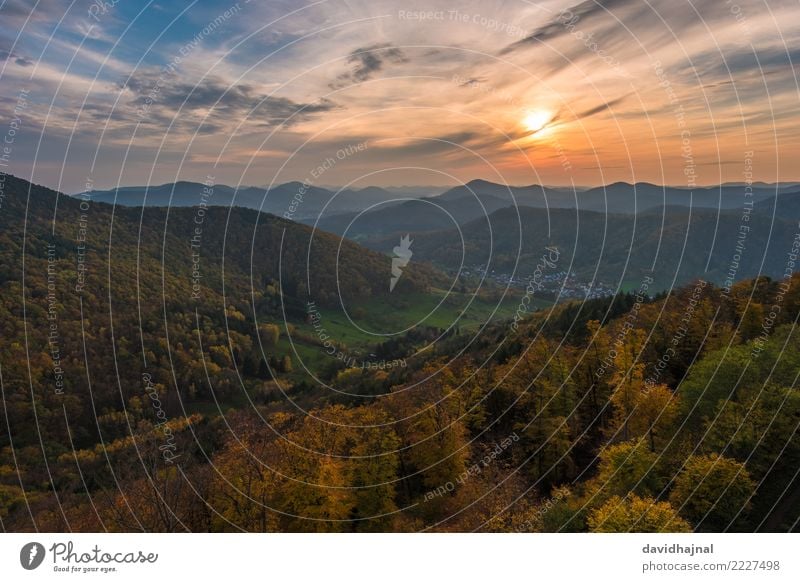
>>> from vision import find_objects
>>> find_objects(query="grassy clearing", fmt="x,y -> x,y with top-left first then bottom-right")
186,288 -> 554,414
292,288 -> 551,353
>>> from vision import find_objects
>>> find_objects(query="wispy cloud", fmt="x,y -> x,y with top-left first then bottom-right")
501,0 -> 633,54
331,43 -> 408,88
122,72 -> 337,128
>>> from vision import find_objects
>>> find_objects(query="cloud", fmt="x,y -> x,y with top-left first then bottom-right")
500,0 -> 633,55
572,95 -> 629,120
370,129 -> 523,161
667,44 -> 800,110
331,43 -> 407,88
457,77 -> 488,87
0,49 -> 32,66
0,0 -> 68,25
0,38 -> 33,67
121,72 -> 337,129
682,45 -> 800,79
499,0 -> 797,63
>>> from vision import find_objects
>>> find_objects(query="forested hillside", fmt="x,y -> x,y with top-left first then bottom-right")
372,203 -> 800,291
1,177 -> 799,532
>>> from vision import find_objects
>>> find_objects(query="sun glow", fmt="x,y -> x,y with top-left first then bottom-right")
523,110 -> 552,134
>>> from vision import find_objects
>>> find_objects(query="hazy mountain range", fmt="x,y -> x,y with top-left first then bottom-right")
308,180 -> 800,237
72,180 -> 406,220
63,176 -> 800,294
75,179 -> 799,235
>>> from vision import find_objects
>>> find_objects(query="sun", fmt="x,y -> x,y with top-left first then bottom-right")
523,110 -> 552,133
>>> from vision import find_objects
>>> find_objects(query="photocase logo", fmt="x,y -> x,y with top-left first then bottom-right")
20,542 -> 45,570
390,234 -> 413,292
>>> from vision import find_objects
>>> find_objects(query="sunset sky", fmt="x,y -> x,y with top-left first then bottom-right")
1,0 -> 798,192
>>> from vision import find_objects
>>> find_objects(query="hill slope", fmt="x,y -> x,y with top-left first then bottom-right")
359,202 -> 800,291
0,174 -> 446,450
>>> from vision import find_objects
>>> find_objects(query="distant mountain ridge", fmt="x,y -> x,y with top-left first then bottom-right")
75,179 -> 800,222
436,179 -> 796,214
74,181 -> 410,220
307,181 -> 800,241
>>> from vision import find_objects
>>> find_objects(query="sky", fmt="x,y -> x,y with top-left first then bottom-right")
1,0 -> 798,193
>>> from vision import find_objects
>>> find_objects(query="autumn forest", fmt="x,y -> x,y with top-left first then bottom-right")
1,175 -> 799,533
